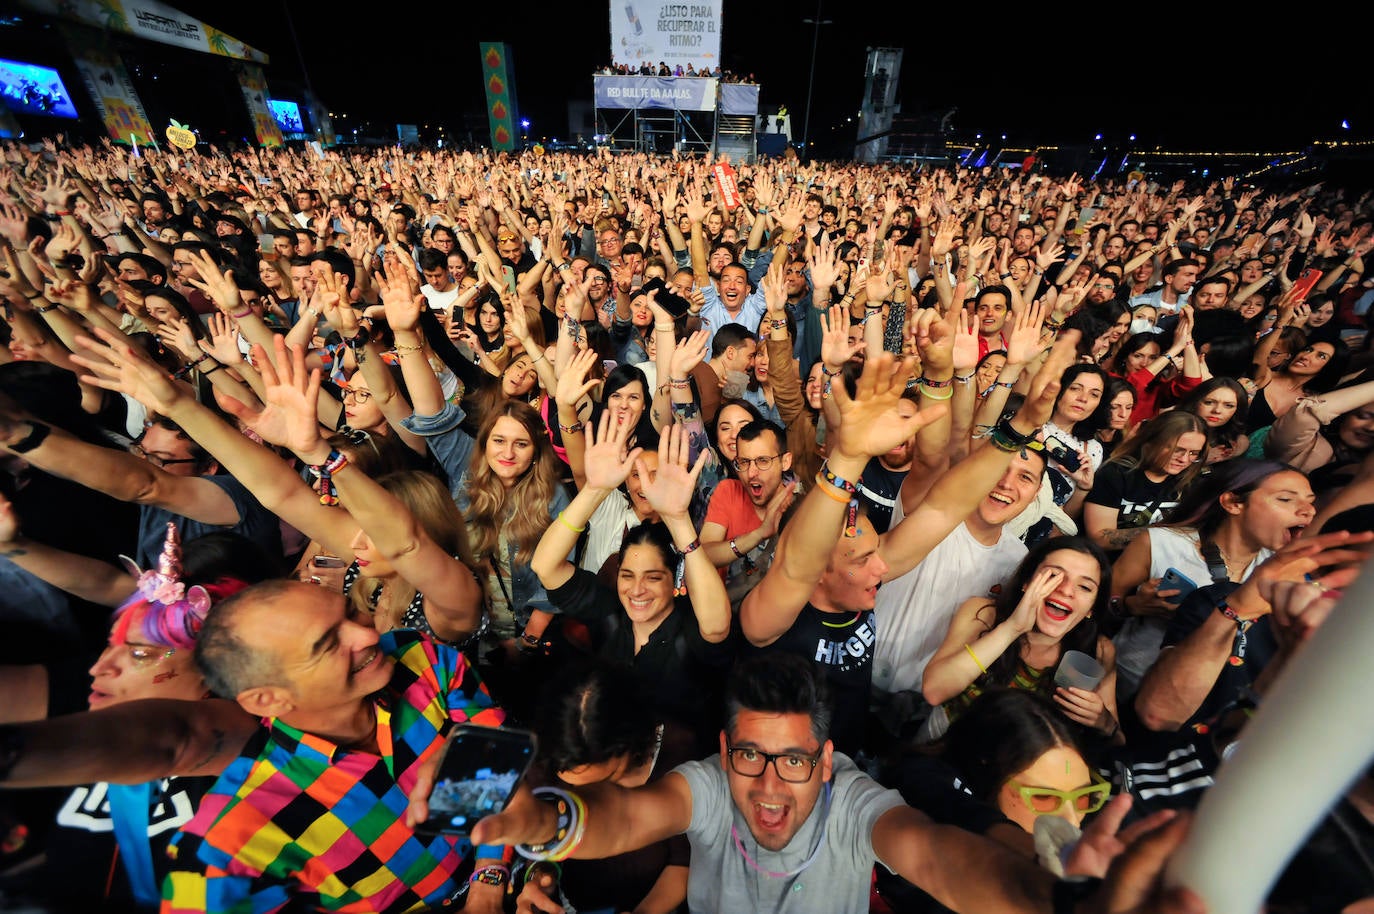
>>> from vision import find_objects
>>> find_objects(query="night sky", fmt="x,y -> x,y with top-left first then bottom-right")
40,1 -> 1374,155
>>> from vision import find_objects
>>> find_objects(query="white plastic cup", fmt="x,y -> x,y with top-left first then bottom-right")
1054,650 -> 1105,691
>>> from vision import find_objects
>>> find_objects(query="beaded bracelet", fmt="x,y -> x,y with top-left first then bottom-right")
469,865 -> 511,887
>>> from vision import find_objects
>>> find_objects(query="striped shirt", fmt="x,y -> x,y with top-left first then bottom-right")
162,630 -> 504,913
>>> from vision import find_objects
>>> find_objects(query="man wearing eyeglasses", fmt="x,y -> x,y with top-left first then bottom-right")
0,410 -> 280,568
701,419 -> 796,604
464,652 -> 1191,914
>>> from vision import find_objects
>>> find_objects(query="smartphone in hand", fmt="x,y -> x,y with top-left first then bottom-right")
415,726 -> 536,837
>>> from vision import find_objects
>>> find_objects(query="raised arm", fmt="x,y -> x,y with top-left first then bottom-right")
739,353 -> 946,646
237,338 -> 483,641
880,323 -> 1075,580
531,412 -> 637,590
0,698 -> 256,788
71,329 -> 357,557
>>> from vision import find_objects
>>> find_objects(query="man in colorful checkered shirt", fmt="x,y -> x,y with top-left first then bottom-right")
160,579 -> 507,913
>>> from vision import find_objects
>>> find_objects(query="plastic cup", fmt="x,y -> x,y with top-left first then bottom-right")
1054,650 -> 1105,691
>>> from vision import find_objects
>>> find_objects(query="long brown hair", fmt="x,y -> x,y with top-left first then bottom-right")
347,470 -> 477,618
1105,410 -> 1209,491
466,401 -> 561,562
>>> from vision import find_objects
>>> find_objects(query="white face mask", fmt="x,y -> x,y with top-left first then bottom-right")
1130,317 -> 1157,334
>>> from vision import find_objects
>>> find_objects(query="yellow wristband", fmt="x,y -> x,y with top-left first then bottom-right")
964,643 -> 988,675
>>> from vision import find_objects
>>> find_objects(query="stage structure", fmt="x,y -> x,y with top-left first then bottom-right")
854,47 -> 902,163
592,76 -> 761,161
12,0 -> 308,146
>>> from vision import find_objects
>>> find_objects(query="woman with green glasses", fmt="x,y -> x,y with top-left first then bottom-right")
939,690 -> 1111,834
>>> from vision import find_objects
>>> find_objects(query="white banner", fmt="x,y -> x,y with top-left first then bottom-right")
610,2 -> 721,72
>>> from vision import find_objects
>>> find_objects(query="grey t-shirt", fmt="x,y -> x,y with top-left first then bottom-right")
676,752 -> 904,913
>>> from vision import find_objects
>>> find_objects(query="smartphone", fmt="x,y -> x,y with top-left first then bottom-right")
638,276 -> 690,318
1159,568 -> 1198,605
1043,435 -> 1082,473
1290,268 -> 1323,303
501,265 -> 517,297
416,725 -> 536,836
311,555 -> 348,570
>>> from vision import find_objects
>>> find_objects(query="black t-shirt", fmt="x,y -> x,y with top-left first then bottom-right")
753,603 -> 876,756
1,776 -> 214,911
1086,463 -> 1181,530
548,568 -> 736,745
857,458 -> 908,535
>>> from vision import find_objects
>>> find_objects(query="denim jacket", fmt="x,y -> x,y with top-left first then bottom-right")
401,402 -> 570,622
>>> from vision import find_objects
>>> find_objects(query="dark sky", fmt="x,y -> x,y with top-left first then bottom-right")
159,2 -> 1369,156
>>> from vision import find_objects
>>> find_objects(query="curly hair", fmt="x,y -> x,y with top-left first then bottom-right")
466,401 -> 562,562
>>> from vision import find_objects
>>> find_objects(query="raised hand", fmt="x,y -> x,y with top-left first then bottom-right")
220,338 -> 327,461
820,303 -> 863,368
1018,328 -> 1079,427
1005,302 -> 1044,368
831,352 -> 946,461
184,250 -> 245,316
201,313 -> 245,365
806,233 -> 839,294
71,328 -> 188,416
1035,243 -> 1065,272
377,261 -> 423,332
914,307 -> 955,375
638,422 -> 708,521
951,307 -> 980,373
756,478 -> 797,538
1009,564 -> 1063,633
581,409 -> 643,492
155,315 -> 199,360
555,348 -> 600,408
669,328 -> 709,380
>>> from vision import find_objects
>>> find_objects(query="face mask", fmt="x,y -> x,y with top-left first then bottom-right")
1130,318 -> 1156,334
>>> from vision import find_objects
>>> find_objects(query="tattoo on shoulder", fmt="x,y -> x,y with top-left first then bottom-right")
0,547 -> 26,559
1103,528 -> 1137,549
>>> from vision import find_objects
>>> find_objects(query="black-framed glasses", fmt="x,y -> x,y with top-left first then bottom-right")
727,746 -> 822,782
129,443 -> 200,469
341,387 -> 374,403
733,454 -> 781,472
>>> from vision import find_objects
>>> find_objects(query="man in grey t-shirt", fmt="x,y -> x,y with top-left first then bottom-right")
469,653 -> 1190,913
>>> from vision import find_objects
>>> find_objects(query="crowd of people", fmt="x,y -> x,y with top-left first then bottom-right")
0,134 -> 1371,913
602,62 -> 756,83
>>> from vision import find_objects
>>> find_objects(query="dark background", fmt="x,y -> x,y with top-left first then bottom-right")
1,1 -> 1369,157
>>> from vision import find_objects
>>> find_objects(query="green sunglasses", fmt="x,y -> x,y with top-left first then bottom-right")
1007,769 -> 1111,816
